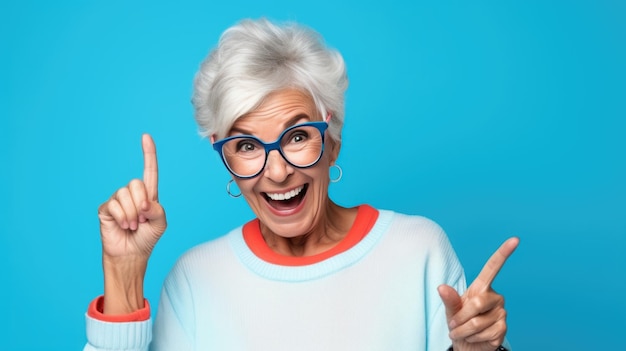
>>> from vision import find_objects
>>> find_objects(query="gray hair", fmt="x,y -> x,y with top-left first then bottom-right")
191,18 -> 348,141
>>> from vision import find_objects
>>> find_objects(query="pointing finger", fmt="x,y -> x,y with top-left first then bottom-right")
142,134 -> 159,202
472,237 -> 519,291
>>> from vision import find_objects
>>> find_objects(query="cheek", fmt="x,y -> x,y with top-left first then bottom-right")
236,179 -> 258,198
308,159 -> 332,185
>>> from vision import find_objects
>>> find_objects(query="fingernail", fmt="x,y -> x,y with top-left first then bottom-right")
448,320 -> 457,329
139,215 -> 146,223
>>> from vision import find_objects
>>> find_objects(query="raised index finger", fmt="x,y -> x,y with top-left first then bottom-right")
142,134 -> 159,202
471,237 -> 519,291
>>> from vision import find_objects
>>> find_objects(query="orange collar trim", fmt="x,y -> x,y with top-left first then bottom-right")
242,205 -> 379,266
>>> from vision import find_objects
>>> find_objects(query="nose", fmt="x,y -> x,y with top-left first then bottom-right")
263,150 -> 293,182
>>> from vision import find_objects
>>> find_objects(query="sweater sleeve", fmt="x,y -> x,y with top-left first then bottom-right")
83,295 -> 153,350
423,224 -> 467,351
83,311 -> 152,351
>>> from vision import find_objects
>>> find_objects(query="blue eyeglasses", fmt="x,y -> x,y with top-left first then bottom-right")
213,121 -> 328,178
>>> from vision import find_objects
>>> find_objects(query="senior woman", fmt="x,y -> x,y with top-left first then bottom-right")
84,18 -> 517,351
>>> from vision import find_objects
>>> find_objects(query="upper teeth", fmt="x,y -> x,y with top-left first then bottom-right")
266,185 -> 304,201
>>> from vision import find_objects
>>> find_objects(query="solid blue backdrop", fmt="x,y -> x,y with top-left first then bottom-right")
1,1 -> 624,350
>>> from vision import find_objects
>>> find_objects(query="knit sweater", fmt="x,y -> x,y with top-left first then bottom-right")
84,206 -> 468,351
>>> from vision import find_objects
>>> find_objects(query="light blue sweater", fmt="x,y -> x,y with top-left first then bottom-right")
85,210 -> 475,350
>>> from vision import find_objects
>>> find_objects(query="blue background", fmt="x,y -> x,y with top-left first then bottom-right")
1,1 -> 624,350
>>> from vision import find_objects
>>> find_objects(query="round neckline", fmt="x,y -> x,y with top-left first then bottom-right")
228,207 -> 394,282
242,204 -> 379,266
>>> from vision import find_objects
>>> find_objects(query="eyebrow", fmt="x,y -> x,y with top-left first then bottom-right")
229,113 -> 311,137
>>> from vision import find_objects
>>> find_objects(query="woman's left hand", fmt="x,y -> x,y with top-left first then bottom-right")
438,237 -> 519,351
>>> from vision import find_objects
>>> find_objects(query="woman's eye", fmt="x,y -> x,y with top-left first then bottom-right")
290,131 -> 308,143
237,141 -> 256,152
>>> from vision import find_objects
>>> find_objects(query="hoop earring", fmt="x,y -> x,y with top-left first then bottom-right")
330,164 -> 342,183
226,179 -> 242,198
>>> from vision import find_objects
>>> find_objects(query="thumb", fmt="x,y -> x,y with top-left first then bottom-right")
438,284 -> 463,322
139,200 -> 166,224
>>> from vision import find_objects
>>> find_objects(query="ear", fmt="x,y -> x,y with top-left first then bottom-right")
210,134 -> 216,144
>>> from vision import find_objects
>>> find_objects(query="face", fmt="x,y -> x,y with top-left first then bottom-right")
218,89 -> 340,239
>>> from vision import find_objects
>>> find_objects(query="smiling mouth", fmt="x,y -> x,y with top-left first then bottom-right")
263,184 -> 308,211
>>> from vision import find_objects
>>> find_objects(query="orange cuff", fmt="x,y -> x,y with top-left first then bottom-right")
87,295 -> 151,322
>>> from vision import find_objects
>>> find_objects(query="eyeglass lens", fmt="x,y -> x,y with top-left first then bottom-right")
221,125 -> 324,177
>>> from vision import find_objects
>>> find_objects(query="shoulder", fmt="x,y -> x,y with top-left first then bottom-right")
380,210 -> 450,249
387,211 -> 444,231
377,209 -> 465,281
163,227 -> 242,285
178,227 -> 241,266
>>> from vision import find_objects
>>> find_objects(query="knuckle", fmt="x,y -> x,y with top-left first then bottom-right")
488,322 -> 506,346
468,317 -> 480,331
500,319 -> 508,334
116,186 -> 130,199
129,178 -> 142,185
472,297 -> 487,312
449,331 -> 461,342
101,198 -> 117,212
129,178 -> 144,190
489,326 -> 502,340
97,201 -> 108,214
108,202 -> 125,220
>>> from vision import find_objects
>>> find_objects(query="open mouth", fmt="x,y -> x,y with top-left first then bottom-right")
263,184 -> 308,211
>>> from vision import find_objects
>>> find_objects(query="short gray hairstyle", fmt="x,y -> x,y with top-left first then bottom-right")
192,18 -> 348,141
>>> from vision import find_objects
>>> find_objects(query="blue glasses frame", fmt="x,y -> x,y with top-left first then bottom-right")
212,121 -> 328,179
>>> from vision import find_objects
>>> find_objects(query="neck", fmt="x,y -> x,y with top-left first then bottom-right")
260,200 -> 358,257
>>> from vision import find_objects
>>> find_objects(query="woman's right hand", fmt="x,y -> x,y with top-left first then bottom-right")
97,134 -> 167,314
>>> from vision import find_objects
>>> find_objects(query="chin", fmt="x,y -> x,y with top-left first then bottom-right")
255,183 -> 323,238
